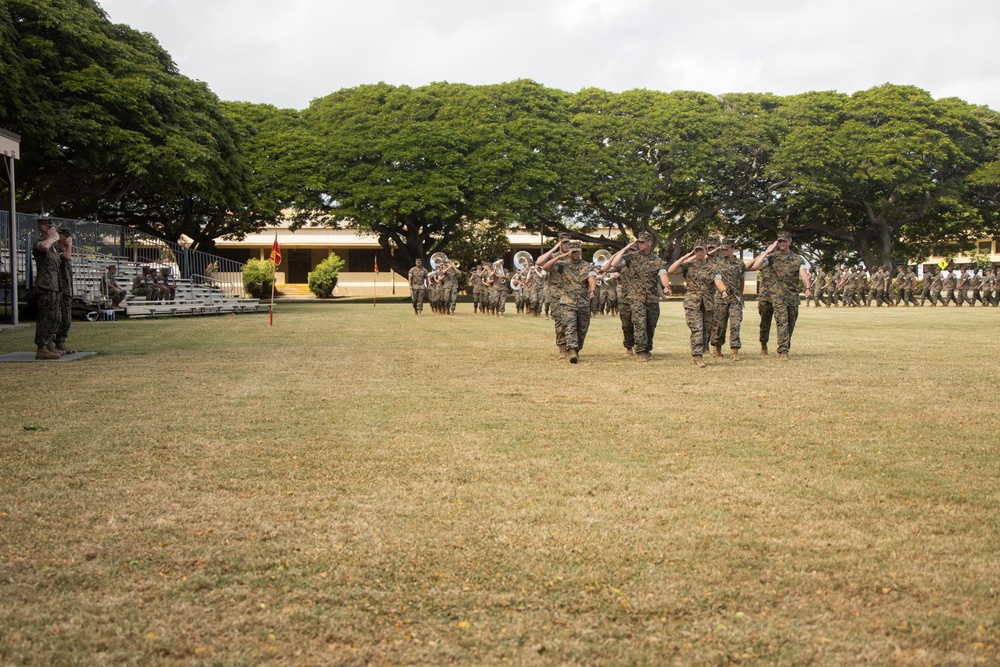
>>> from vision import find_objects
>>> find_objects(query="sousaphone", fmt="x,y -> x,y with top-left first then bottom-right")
429,252 -> 449,270
593,249 -> 612,268
513,250 -> 534,271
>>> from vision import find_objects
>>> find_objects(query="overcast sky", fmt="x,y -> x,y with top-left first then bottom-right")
97,0 -> 1000,112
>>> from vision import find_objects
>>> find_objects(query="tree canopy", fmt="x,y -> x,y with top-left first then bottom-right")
0,0 -> 275,249
3,2 -> 999,264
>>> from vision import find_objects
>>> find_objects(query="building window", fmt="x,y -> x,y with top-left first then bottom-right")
978,240 -> 994,254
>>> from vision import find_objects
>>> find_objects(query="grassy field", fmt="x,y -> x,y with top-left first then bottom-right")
0,301 -> 997,665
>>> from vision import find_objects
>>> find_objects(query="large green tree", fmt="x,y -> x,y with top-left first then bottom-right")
765,85 -> 1000,268
0,0 -> 267,248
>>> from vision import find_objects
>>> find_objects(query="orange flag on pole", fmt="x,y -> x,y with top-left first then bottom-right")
373,256 -> 379,307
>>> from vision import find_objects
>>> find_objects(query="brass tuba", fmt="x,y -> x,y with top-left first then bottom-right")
593,249 -> 612,268
513,250 -> 534,271
430,252 -> 449,270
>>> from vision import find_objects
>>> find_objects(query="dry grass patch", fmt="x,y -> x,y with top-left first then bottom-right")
1,303 -> 997,665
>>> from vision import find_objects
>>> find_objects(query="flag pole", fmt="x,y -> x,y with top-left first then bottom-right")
269,233 -> 281,326
373,256 -> 379,308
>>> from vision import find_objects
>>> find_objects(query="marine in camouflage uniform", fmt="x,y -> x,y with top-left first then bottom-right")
919,268 -> 936,305
32,219 -> 63,359
526,264 -> 546,316
750,233 -> 810,360
668,239 -> 717,367
968,270 -> 984,306
537,235 -> 572,355
932,268 -> 946,305
441,262 -> 461,314
825,268 -> 840,307
607,232 -> 671,362
131,266 -> 157,301
601,271 -> 619,315
984,267 -> 998,306
54,229 -> 75,354
541,240 -> 596,363
901,267 -> 918,306
841,268 -> 856,307
709,239 -> 745,361
486,262 -> 510,317
955,271 -> 969,306
408,259 -> 429,314
811,268 -> 826,306
858,270 -> 870,306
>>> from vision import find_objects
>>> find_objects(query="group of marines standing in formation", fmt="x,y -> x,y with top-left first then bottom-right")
805,265 -> 1000,307
407,230 -> 812,366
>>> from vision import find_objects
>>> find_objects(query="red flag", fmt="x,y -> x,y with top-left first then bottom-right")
269,234 -> 281,266
374,256 -> 379,274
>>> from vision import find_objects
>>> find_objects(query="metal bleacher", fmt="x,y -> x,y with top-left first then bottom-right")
2,212 -> 266,321
74,253 -> 266,319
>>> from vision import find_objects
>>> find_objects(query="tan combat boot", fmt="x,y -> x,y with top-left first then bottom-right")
760,344 -> 768,356
568,349 -> 579,364
778,352 -> 789,361
693,355 -> 705,368
731,349 -> 740,361
35,346 -> 61,360
624,347 -> 635,357
558,345 -> 567,359
712,344 -> 723,358
637,351 -> 651,362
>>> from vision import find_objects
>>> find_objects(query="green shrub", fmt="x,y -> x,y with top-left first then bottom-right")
243,258 -> 276,298
308,253 -> 346,298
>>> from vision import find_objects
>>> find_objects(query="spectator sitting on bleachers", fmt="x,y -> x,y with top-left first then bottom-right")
132,266 -> 158,301
102,265 -> 128,308
155,267 -> 176,300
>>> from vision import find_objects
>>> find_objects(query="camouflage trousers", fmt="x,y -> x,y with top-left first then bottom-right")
684,303 -> 714,357
56,293 -> 73,344
773,301 -> 800,354
410,286 -> 425,312
491,289 -> 507,314
618,300 -> 660,354
34,289 -> 61,348
942,289 -> 957,305
555,302 -> 591,351
920,288 -> 935,305
528,289 -> 544,315
895,288 -> 916,306
955,288 -> 967,305
928,288 -> 942,305
710,297 -> 743,350
443,284 -> 458,313
758,298 -> 774,344
472,286 -> 484,311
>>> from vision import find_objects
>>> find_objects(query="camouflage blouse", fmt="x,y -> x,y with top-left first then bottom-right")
619,251 -> 667,304
552,259 -> 596,306
678,260 -> 717,310
759,251 -> 805,306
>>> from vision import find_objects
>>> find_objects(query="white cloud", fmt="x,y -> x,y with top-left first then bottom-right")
96,0 -> 1000,111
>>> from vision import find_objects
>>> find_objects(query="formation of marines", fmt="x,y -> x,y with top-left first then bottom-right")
806,265 -> 1000,307
406,229 -> 996,364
